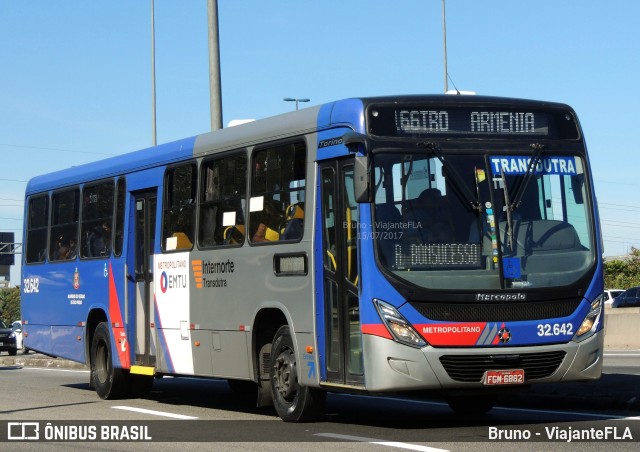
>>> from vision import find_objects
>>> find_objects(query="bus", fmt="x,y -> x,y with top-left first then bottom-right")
21,95 -> 604,420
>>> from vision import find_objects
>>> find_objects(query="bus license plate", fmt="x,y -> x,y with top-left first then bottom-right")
484,369 -> 525,385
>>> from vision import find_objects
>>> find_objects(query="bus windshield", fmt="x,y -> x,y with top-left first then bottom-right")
372,150 -> 595,290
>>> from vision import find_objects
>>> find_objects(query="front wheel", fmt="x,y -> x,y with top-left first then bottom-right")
270,326 -> 325,422
91,322 -> 129,399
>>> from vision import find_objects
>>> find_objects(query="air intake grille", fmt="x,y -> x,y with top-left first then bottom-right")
439,351 -> 566,383
410,298 -> 582,322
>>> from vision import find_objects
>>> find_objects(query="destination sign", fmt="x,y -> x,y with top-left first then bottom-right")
368,106 -> 579,139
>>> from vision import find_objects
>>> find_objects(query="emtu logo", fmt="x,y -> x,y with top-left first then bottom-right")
160,271 -> 168,293
192,260 -> 203,288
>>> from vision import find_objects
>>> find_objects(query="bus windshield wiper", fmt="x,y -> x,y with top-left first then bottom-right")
507,143 -> 546,212
500,168 -> 515,250
500,143 -> 545,250
418,142 -> 483,214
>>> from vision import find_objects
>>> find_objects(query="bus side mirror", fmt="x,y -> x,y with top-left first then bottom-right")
354,154 -> 371,203
342,132 -> 371,203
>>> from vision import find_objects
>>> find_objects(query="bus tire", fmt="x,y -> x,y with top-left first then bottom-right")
446,395 -> 495,415
270,325 -> 325,422
91,322 -> 129,399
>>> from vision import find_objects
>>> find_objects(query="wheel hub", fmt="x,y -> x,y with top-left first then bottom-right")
274,350 -> 297,401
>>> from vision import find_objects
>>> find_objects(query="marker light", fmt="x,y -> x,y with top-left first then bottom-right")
373,299 -> 427,348
574,295 -> 603,341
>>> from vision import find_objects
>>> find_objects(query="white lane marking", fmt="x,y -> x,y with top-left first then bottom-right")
112,405 -> 198,420
20,367 -> 90,373
314,433 -> 448,452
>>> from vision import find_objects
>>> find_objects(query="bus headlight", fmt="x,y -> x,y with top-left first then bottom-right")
373,299 -> 427,348
574,295 -> 603,342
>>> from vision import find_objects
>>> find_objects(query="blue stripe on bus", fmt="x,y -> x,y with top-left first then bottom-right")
313,166 -> 327,381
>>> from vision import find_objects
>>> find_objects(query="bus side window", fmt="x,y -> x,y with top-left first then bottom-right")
250,142 -> 306,244
49,188 -> 80,261
80,180 -> 114,259
198,153 -> 247,247
26,195 -> 49,264
162,163 -> 197,251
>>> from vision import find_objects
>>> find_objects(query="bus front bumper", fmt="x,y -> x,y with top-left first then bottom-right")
361,329 -> 604,392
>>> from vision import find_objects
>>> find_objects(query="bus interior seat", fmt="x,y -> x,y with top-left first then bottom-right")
500,219 -> 584,254
223,224 -> 245,245
172,231 -> 193,250
408,188 -> 455,242
280,203 -> 304,240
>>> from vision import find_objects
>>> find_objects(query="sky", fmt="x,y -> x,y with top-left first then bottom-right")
1,0 -> 639,286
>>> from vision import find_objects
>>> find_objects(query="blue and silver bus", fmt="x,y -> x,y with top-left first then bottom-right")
21,95 -> 604,420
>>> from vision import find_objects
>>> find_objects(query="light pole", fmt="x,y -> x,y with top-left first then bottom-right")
283,97 -> 310,111
442,0 -> 448,94
151,0 -> 157,145
207,0 -> 223,131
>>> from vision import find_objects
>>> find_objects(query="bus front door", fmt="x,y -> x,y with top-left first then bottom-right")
320,160 -> 364,386
131,190 -> 157,368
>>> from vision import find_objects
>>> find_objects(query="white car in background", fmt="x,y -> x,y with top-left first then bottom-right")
604,289 -> 624,305
11,320 -> 29,354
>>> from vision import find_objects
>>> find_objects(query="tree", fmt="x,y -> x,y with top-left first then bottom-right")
0,287 -> 21,324
604,247 -> 640,289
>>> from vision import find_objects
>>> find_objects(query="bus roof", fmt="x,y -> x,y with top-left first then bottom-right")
25,95 -> 575,195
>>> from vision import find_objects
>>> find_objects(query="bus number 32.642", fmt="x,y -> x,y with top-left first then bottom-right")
537,322 -> 573,337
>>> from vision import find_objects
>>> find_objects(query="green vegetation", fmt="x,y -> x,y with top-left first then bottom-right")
0,287 -> 21,324
604,247 -> 640,289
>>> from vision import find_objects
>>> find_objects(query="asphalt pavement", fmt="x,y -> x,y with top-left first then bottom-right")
1,351 -> 639,414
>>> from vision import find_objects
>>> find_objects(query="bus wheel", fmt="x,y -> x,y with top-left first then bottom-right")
446,395 -> 495,415
270,325 -> 325,422
91,322 -> 129,399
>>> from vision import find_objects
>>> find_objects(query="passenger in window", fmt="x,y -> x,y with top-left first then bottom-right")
252,198 -> 283,242
53,235 -> 69,260
88,222 -> 112,256
66,238 -> 77,259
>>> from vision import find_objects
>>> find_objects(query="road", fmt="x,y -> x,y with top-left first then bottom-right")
0,351 -> 639,450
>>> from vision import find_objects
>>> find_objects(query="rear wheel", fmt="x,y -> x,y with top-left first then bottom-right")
270,325 -> 325,422
91,322 -> 129,399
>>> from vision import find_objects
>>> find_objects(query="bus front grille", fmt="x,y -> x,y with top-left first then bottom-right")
439,351 -> 566,383
410,298 -> 582,322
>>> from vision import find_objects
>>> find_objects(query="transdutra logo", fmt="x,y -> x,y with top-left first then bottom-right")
191,258 -> 234,289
